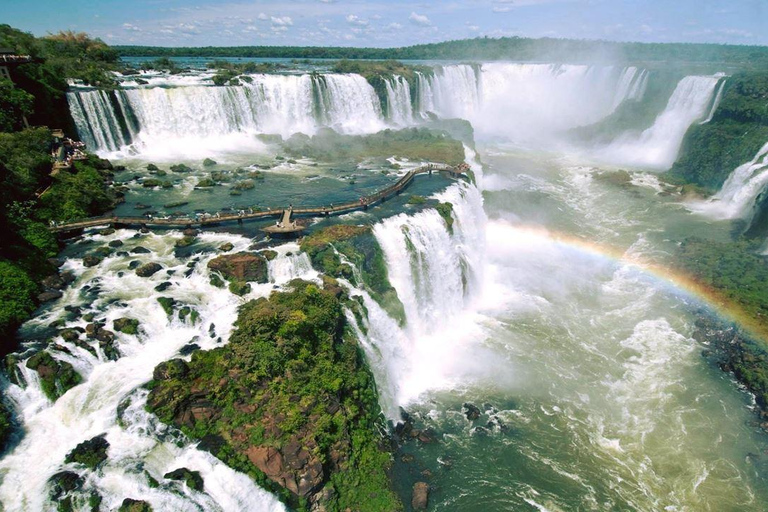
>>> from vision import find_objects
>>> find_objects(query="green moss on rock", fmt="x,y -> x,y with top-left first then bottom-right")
146,283 -> 400,511
64,434 -> 109,470
113,318 -> 139,335
26,351 -> 82,401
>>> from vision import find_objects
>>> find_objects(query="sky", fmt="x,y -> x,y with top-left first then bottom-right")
1,0 -> 766,48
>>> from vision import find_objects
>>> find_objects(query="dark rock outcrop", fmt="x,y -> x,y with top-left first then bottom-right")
113,318 -> 140,335
207,252 -> 268,284
118,498 -> 152,512
136,263 -> 163,277
164,467 -> 204,492
463,402 -> 481,421
412,482 -> 429,510
64,434 -> 109,470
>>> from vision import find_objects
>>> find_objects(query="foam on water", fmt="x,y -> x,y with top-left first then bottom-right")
0,231 -> 319,510
687,141 -> 768,220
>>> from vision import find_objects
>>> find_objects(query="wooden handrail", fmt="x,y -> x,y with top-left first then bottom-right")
49,163 -> 466,233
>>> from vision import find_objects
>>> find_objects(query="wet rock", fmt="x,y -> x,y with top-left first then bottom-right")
128,260 -> 141,270
109,239 -> 124,248
207,252 -> 268,284
64,434 -> 109,470
114,318 -> 140,335
157,297 -> 175,316
175,236 -> 196,248
26,351 -> 82,401
140,228 -> 150,234
82,255 -> 102,268
118,498 -> 153,512
38,290 -> 63,302
60,271 -> 76,286
183,228 -> 199,238
154,282 -> 172,292
179,343 -> 200,356
135,262 -> 163,277
116,251 -> 129,257
99,338 -> 120,361
48,258 -> 65,268
95,329 -> 115,343
131,246 -> 151,254
412,482 -> 429,510
164,467 -> 204,491
463,402 -> 481,421
42,274 -> 66,290
153,359 -> 189,381
219,242 -> 234,252
99,228 -> 116,236
60,329 -> 80,342
48,471 -> 84,500
260,249 -> 278,261
229,281 -> 251,296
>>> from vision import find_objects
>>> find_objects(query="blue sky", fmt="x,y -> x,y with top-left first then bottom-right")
2,0 -> 766,47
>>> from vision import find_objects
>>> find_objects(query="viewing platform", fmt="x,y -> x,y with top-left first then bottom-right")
49,162 -> 470,235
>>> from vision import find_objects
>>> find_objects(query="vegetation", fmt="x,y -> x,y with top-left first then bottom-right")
146,282 -> 400,511
0,128 -> 116,351
331,60 -> 433,111
674,237 -> 768,418
115,37 -> 768,69
283,128 -> 465,166
667,71 -> 768,191
25,351 -> 82,401
0,25 -> 120,128
301,225 -> 405,323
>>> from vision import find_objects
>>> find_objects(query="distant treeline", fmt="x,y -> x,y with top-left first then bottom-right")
115,36 -> 768,68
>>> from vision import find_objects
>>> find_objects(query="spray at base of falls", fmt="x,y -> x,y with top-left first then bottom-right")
338,182 -> 496,418
68,73 -> 385,154
0,234 -> 318,511
687,141 -> 768,220
594,75 -> 724,170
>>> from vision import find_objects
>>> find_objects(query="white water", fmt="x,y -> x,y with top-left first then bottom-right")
595,75 -> 723,170
68,73 -> 385,155
350,182 -> 494,413
0,232 -> 319,510
689,141 -> 768,219
384,75 -> 414,126
417,64 -> 648,140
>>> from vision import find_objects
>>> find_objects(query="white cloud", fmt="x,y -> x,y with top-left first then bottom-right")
409,12 -> 431,26
387,22 -> 403,30
346,15 -> 368,26
257,13 -> 268,21
468,25 -> 480,31
271,16 -> 293,26
122,23 -> 142,32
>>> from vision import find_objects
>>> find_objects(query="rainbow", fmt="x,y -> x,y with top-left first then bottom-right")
490,222 -> 767,342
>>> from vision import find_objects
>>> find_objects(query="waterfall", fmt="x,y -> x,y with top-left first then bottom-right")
0,232 -> 316,510
596,75 -> 723,170
68,73 -> 385,154
699,78 -> 726,125
416,63 -> 649,140
384,75 -> 414,125
689,141 -> 768,220
348,182 -> 488,413
68,90 -> 131,152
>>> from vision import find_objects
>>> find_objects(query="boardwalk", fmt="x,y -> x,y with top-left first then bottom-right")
49,162 -> 469,234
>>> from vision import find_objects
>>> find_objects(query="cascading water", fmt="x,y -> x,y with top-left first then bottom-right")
68,73 -> 386,155
68,90 -> 132,152
0,231 -> 317,510
595,75 -> 724,169
384,75 -> 414,125
416,63 -> 649,140
348,182 -> 491,413
688,141 -> 768,219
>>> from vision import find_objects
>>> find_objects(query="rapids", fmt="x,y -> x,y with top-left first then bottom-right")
3,58 -> 767,511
